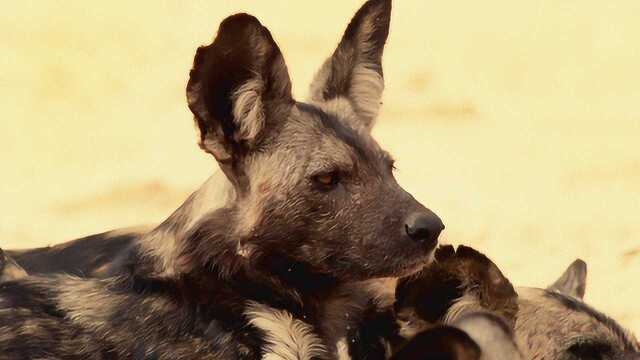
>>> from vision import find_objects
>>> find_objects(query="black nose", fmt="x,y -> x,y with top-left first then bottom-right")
405,211 -> 444,249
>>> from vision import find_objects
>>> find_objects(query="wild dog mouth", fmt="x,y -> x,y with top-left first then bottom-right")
381,247 -> 436,279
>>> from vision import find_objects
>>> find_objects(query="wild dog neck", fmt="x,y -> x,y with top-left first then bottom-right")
137,172 -> 235,276
178,205 -> 345,314
134,201 -> 383,356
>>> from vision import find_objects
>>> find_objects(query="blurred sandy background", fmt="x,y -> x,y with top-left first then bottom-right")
1,1 -> 639,332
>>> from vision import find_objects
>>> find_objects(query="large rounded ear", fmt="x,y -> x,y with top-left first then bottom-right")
309,0 -> 391,130
187,14 -> 293,191
547,259 -> 587,299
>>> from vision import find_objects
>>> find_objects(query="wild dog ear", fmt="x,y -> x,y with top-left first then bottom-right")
309,0 -> 391,130
547,259 -> 587,299
187,14 -> 293,189
455,245 -> 517,302
447,245 -> 519,327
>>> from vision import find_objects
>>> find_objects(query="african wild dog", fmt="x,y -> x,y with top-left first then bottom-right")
390,245 -> 640,359
385,245 -> 521,359
0,0 -> 446,359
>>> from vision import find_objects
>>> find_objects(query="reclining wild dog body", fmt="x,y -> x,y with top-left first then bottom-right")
0,1 -> 448,359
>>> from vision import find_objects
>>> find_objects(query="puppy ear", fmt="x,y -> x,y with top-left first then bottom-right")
187,14 -> 293,191
484,262 -> 518,312
547,259 -> 587,299
449,245 -> 519,326
309,0 -> 391,129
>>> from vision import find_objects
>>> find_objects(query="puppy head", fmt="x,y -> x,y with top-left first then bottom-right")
394,245 -> 518,338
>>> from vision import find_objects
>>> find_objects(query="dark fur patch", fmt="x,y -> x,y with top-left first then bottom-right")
566,340 -> 613,360
390,326 -> 481,360
349,306 -> 400,360
8,231 -> 136,277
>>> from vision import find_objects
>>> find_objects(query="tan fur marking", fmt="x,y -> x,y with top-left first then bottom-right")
232,79 -> 266,143
335,338 -> 351,360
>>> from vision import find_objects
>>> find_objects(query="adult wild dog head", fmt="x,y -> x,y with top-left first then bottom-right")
177,0 -> 443,282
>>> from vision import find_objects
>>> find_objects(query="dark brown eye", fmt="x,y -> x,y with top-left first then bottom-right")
312,172 -> 340,188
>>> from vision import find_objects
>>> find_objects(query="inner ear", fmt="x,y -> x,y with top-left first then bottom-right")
547,259 -> 587,300
308,0 -> 391,130
186,13 -> 293,191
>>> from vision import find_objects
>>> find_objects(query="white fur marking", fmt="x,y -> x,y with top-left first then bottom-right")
348,64 -> 384,126
336,338 -> 351,360
245,301 -> 326,360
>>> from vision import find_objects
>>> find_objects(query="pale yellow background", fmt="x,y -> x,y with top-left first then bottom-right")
1,1 -> 639,333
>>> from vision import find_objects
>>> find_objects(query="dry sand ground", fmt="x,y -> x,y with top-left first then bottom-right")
1,1 -> 639,333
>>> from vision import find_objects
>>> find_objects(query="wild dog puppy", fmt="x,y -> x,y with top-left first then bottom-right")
347,245 -> 518,359
517,260 -> 640,359
393,245 -> 518,338
390,247 -> 640,359
0,1 -> 445,359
